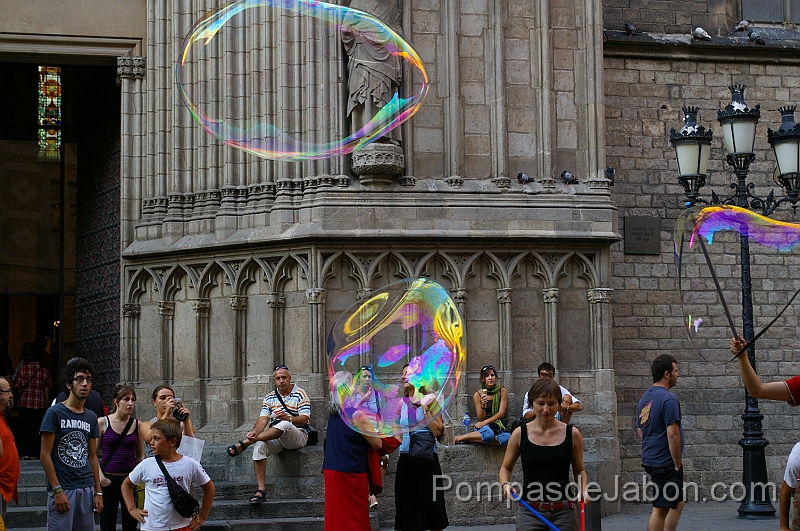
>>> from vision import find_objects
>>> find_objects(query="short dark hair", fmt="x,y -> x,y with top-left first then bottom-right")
22,342 -> 41,362
537,362 -> 555,376
151,418 -> 182,448
62,357 -> 96,388
651,354 -> 677,383
527,378 -> 562,410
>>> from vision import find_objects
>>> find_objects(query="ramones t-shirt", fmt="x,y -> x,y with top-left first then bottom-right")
40,403 -> 100,490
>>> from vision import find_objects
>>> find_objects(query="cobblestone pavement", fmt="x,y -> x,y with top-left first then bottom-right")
403,501 -> 777,530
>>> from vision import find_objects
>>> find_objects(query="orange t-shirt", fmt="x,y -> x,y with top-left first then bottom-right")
0,412 -> 19,504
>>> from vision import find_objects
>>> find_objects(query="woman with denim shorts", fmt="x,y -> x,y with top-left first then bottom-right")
454,365 -> 510,446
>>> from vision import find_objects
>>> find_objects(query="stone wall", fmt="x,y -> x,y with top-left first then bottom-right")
605,33 -> 800,496
603,0 -> 736,36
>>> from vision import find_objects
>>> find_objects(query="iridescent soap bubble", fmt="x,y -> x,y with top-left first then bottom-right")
176,0 -> 429,161
674,205 -> 800,362
328,278 -> 465,436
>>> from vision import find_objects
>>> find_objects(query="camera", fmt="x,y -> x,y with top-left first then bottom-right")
172,397 -> 188,421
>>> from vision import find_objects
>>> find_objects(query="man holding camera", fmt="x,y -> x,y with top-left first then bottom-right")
225,365 -> 310,504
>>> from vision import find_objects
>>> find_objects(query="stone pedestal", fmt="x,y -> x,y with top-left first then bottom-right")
350,143 -> 404,188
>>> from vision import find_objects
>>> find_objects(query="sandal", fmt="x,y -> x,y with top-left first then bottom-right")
227,440 -> 248,457
249,489 -> 267,504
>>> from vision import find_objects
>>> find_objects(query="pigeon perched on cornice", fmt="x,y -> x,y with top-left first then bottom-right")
748,29 -> 765,44
517,172 -> 533,185
733,20 -> 750,31
561,170 -> 578,184
622,22 -> 642,36
692,27 -> 712,41
605,167 -> 616,185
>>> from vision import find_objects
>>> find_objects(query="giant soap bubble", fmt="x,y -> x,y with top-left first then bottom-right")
328,278 -> 465,436
177,0 -> 429,161
675,205 -> 800,362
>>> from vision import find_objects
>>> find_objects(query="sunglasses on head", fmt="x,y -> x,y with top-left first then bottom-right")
358,365 -> 373,372
481,365 -> 495,372
274,365 -> 289,372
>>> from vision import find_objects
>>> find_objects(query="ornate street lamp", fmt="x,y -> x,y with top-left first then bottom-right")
768,106 -> 800,202
670,85 -> 800,519
669,106 -> 713,203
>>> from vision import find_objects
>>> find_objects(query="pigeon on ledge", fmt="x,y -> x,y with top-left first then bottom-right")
605,167 -> 616,185
622,22 -> 642,36
517,172 -> 533,185
733,20 -> 750,31
748,29 -> 765,45
692,27 -> 712,41
561,170 -> 578,184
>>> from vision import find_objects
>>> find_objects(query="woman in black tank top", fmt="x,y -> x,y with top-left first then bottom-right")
498,379 -> 588,531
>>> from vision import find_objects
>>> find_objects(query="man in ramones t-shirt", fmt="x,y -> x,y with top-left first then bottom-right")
40,358 -> 102,531
637,354 -> 684,531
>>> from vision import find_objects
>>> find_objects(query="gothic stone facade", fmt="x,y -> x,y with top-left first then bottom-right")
117,0 -> 621,514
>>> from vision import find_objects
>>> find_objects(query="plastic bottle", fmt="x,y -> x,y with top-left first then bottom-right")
462,411 -> 471,434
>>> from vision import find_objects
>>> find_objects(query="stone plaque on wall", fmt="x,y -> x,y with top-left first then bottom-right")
624,217 -> 661,255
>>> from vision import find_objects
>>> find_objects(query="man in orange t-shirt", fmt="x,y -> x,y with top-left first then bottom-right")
0,376 -> 20,531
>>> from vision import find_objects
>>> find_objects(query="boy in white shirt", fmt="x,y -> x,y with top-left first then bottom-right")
122,419 -> 214,531
781,442 -> 800,531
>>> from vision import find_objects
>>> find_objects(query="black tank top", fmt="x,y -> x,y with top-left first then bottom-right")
520,423 -> 573,502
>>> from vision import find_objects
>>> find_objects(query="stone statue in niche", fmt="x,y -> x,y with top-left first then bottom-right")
341,0 -> 403,144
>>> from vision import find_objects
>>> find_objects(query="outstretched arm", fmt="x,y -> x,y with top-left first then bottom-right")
730,337 -> 792,401
779,480 -> 794,531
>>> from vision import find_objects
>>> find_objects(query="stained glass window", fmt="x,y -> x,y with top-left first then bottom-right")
38,66 -> 62,163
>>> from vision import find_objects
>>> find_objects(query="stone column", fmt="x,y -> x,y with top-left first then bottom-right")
496,288 -> 513,372
121,303 -> 141,382
587,288 -> 613,369
230,296 -> 248,427
305,288 -> 327,373
452,288 -> 469,416
192,299 -> 211,426
542,288 -> 559,366
157,301 -> 175,383
267,292 -> 286,369
117,57 -> 145,249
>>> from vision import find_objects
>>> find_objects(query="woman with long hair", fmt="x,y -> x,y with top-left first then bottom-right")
98,385 -> 144,531
499,378 -> 588,531
454,365 -> 509,446
393,364 -> 448,531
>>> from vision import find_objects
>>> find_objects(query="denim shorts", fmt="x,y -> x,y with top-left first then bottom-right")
478,424 -> 511,446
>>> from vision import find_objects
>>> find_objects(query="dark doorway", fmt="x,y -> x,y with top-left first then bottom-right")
0,62 -> 120,402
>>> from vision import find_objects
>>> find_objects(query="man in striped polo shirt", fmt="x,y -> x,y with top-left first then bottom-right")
226,365 -> 310,504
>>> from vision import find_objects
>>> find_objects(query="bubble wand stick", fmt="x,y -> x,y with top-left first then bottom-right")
509,491 -> 562,531
696,235 -> 740,340
579,499 -> 585,531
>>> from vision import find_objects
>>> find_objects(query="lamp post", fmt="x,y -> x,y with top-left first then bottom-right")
670,86 -> 800,518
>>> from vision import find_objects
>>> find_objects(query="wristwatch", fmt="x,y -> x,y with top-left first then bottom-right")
49,486 -> 63,497
566,405 -> 571,412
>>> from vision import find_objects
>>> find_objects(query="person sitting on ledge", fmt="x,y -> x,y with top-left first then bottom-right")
454,365 -> 509,446
522,362 -> 582,424
226,365 -> 311,504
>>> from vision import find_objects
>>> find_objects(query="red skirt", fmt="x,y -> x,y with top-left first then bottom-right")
324,469 -> 370,531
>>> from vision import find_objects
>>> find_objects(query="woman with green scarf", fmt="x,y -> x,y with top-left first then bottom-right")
454,365 -> 510,446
